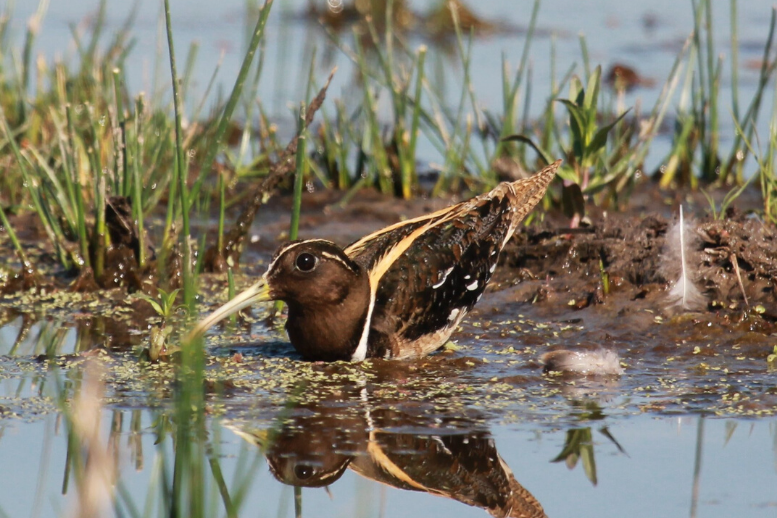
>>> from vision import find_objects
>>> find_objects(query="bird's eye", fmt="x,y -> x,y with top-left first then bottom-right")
295,252 -> 318,272
294,464 -> 315,480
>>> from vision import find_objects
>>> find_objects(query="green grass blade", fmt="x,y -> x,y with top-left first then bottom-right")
189,0 -> 273,204
0,204 -> 31,271
164,0 -> 193,308
289,105 -> 307,241
133,94 -> 146,269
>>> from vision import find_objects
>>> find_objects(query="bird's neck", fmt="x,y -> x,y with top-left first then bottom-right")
284,277 -> 371,361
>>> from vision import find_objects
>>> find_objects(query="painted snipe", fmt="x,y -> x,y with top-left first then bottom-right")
191,160 -> 560,361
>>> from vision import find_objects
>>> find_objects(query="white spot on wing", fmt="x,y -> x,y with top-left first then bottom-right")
466,280 -> 478,291
489,263 -> 496,273
448,308 -> 460,322
432,266 -> 454,289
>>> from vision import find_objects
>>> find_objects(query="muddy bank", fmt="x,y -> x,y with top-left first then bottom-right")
501,210 -> 777,315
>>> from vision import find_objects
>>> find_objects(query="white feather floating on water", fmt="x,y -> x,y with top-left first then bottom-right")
664,205 -> 706,311
541,348 -> 624,376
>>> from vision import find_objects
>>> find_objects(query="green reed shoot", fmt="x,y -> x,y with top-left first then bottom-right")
441,19 -> 479,191
164,0 -> 194,309
162,4 -> 216,515
353,30 -> 393,195
701,0 -> 721,180
425,12 -> 480,194
406,46 -> 427,194
65,104 -> 91,266
227,267 -> 237,324
493,0 -> 540,160
0,203 -> 30,271
181,41 -> 200,102
730,102 -> 777,223
366,0 -> 427,198
617,36 -> 689,193
661,0 -> 776,187
289,104 -> 307,242
190,0 -> 273,204
599,258 -> 610,296
767,80 -> 777,222
113,68 -> 129,196
133,94 -> 146,269
0,106 -> 71,269
233,44 -> 267,179
558,66 -> 628,189
723,6 -> 776,183
19,0 -> 48,126
730,0 -> 740,125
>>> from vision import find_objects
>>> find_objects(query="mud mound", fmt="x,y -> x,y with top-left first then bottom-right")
501,213 -> 777,315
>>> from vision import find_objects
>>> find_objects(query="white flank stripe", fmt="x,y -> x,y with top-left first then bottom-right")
351,290 -> 376,361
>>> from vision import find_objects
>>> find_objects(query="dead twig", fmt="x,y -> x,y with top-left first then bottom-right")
730,252 -> 749,307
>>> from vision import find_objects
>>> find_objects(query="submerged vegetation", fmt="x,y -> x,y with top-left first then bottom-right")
0,0 -> 777,516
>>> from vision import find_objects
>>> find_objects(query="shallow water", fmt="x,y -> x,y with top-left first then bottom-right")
1,264 -> 776,516
1,375 -> 776,517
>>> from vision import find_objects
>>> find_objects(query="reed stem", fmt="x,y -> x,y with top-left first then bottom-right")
164,0 -> 193,309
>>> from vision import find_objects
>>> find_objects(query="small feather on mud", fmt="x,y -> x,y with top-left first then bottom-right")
541,349 -> 624,375
662,206 -> 706,311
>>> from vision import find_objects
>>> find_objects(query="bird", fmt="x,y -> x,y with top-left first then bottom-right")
190,160 -> 560,361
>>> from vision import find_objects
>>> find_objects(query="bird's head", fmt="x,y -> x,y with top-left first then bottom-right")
188,239 -> 367,339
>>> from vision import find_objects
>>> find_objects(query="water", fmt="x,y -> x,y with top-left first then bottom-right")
1,295 -> 776,516
1,401 -> 775,517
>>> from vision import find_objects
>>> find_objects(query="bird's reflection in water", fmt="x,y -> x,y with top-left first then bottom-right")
230,362 -> 547,518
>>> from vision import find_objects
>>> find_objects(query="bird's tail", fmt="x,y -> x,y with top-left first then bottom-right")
505,159 -> 561,228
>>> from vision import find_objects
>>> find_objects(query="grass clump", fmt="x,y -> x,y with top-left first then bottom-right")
2,0 -> 776,297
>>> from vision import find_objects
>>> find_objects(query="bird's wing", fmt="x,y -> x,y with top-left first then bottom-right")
345,161 -> 560,358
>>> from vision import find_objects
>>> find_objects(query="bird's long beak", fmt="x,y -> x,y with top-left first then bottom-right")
187,279 -> 272,341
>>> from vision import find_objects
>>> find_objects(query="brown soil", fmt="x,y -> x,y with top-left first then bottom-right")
502,210 -> 777,315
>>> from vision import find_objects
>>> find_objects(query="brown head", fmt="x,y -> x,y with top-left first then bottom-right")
189,239 -> 371,361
